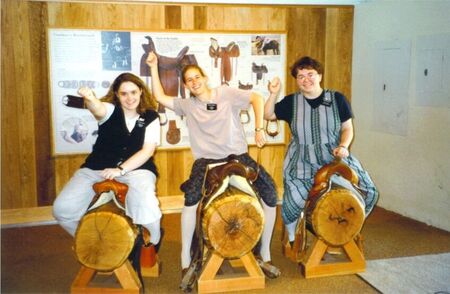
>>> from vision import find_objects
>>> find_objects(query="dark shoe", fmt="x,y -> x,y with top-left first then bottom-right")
256,258 -> 281,279
180,266 -> 196,292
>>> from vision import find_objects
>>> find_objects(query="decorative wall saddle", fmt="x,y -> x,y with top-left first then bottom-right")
166,119 -> 181,145
140,36 -> 198,125
208,38 -> 240,85
251,62 -> 268,85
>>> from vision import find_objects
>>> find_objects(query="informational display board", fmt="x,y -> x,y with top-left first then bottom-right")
48,29 -> 286,155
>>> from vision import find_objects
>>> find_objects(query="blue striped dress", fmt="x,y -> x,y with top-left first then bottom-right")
279,90 -> 379,225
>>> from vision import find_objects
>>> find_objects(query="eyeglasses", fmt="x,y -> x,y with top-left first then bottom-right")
296,72 -> 317,82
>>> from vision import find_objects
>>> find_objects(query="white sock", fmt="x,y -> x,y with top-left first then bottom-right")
259,201 -> 276,262
285,221 -> 297,242
59,220 -> 78,237
142,220 -> 161,245
181,203 -> 198,269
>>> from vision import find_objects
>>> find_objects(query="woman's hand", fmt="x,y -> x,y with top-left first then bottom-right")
78,87 -> 96,102
255,129 -> 266,148
146,51 -> 158,68
333,146 -> 349,159
101,168 -> 122,180
268,77 -> 281,96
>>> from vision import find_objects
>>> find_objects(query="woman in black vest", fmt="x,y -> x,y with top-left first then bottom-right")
53,73 -> 163,250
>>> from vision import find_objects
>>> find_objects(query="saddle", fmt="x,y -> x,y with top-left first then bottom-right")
88,179 -> 129,210
238,80 -> 253,90
140,36 -> 198,125
209,38 -> 240,85
203,158 -> 258,198
289,159 -> 362,262
180,157 -> 260,292
309,159 -> 359,199
252,62 -> 268,85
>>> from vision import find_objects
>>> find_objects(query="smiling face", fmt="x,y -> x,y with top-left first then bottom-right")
182,65 -> 209,98
116,81 -> 142,115
295,68 -> 323,97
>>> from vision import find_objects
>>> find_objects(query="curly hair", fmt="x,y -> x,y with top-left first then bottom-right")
102,72 -> 157,114
290,56 -> 324,78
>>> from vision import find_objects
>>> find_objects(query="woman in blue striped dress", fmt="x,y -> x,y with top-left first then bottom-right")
264,56 -> 379,245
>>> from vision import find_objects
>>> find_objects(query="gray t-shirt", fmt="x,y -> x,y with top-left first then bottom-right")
173,85 -> 251,159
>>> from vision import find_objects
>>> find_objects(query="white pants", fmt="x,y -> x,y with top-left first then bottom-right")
53,168 -> 162,236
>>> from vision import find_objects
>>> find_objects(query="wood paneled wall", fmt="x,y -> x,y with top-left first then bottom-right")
1,0 -> 353,209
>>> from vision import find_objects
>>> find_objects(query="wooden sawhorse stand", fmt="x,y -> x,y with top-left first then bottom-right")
301,236 -> 366,278
71,260 -> 141,294
71,254 -> 160,293
197,251 -> 265,293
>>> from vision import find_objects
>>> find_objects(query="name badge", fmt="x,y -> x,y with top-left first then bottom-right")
136,117 -> 146,128
206,103 -> 217,111
322,94 -> 332,106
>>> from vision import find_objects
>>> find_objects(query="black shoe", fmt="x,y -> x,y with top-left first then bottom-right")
256,258 -> 281,279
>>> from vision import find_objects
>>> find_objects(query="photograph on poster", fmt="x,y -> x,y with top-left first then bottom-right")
48,29 -> 287,155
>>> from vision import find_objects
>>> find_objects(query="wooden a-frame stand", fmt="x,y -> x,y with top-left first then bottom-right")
301,236 -> 366,278
71,260 -> 141,294
197,251 -> 265,294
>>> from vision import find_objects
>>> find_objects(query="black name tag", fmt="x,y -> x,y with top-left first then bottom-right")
206,103 -> 217,111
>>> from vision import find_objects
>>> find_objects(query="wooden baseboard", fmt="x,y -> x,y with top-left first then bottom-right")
1,195 -> 185,228
1,189 -> 283,228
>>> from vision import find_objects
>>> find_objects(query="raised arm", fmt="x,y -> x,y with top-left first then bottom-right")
78,87 -> 107,120
249,92 -> 266,148
146,51 -> 176,110
264,76 -> 281,120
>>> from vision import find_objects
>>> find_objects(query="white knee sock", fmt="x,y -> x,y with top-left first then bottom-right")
181,203 -> 198,269
59,220 -> 79,237
285,221 -> 298,242
259,201 -> 276,262
142,220 -> 161,245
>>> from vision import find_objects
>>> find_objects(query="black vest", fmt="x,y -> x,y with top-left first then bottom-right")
82,106 -> 159,176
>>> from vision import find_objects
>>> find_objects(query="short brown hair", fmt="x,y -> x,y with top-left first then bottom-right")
290,56 -> 324,78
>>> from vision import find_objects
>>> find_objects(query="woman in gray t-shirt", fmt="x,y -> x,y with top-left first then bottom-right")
146,52 -> 280,283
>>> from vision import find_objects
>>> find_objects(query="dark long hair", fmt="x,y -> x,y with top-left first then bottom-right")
102,72 -> 157,114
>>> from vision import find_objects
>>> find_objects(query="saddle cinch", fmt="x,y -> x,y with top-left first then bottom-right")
289,159 -> 367,262
180,158 -> 266,292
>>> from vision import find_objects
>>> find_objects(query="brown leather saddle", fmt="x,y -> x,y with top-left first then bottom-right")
88,179 -> 129,210
180,157 -> 260,292
140,36 -> 198,125
252,62 -> 268,85
166,119 -> 181,145
309,159 -> 359,200
203,158 -> 258,198
209,38 -> 240,85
